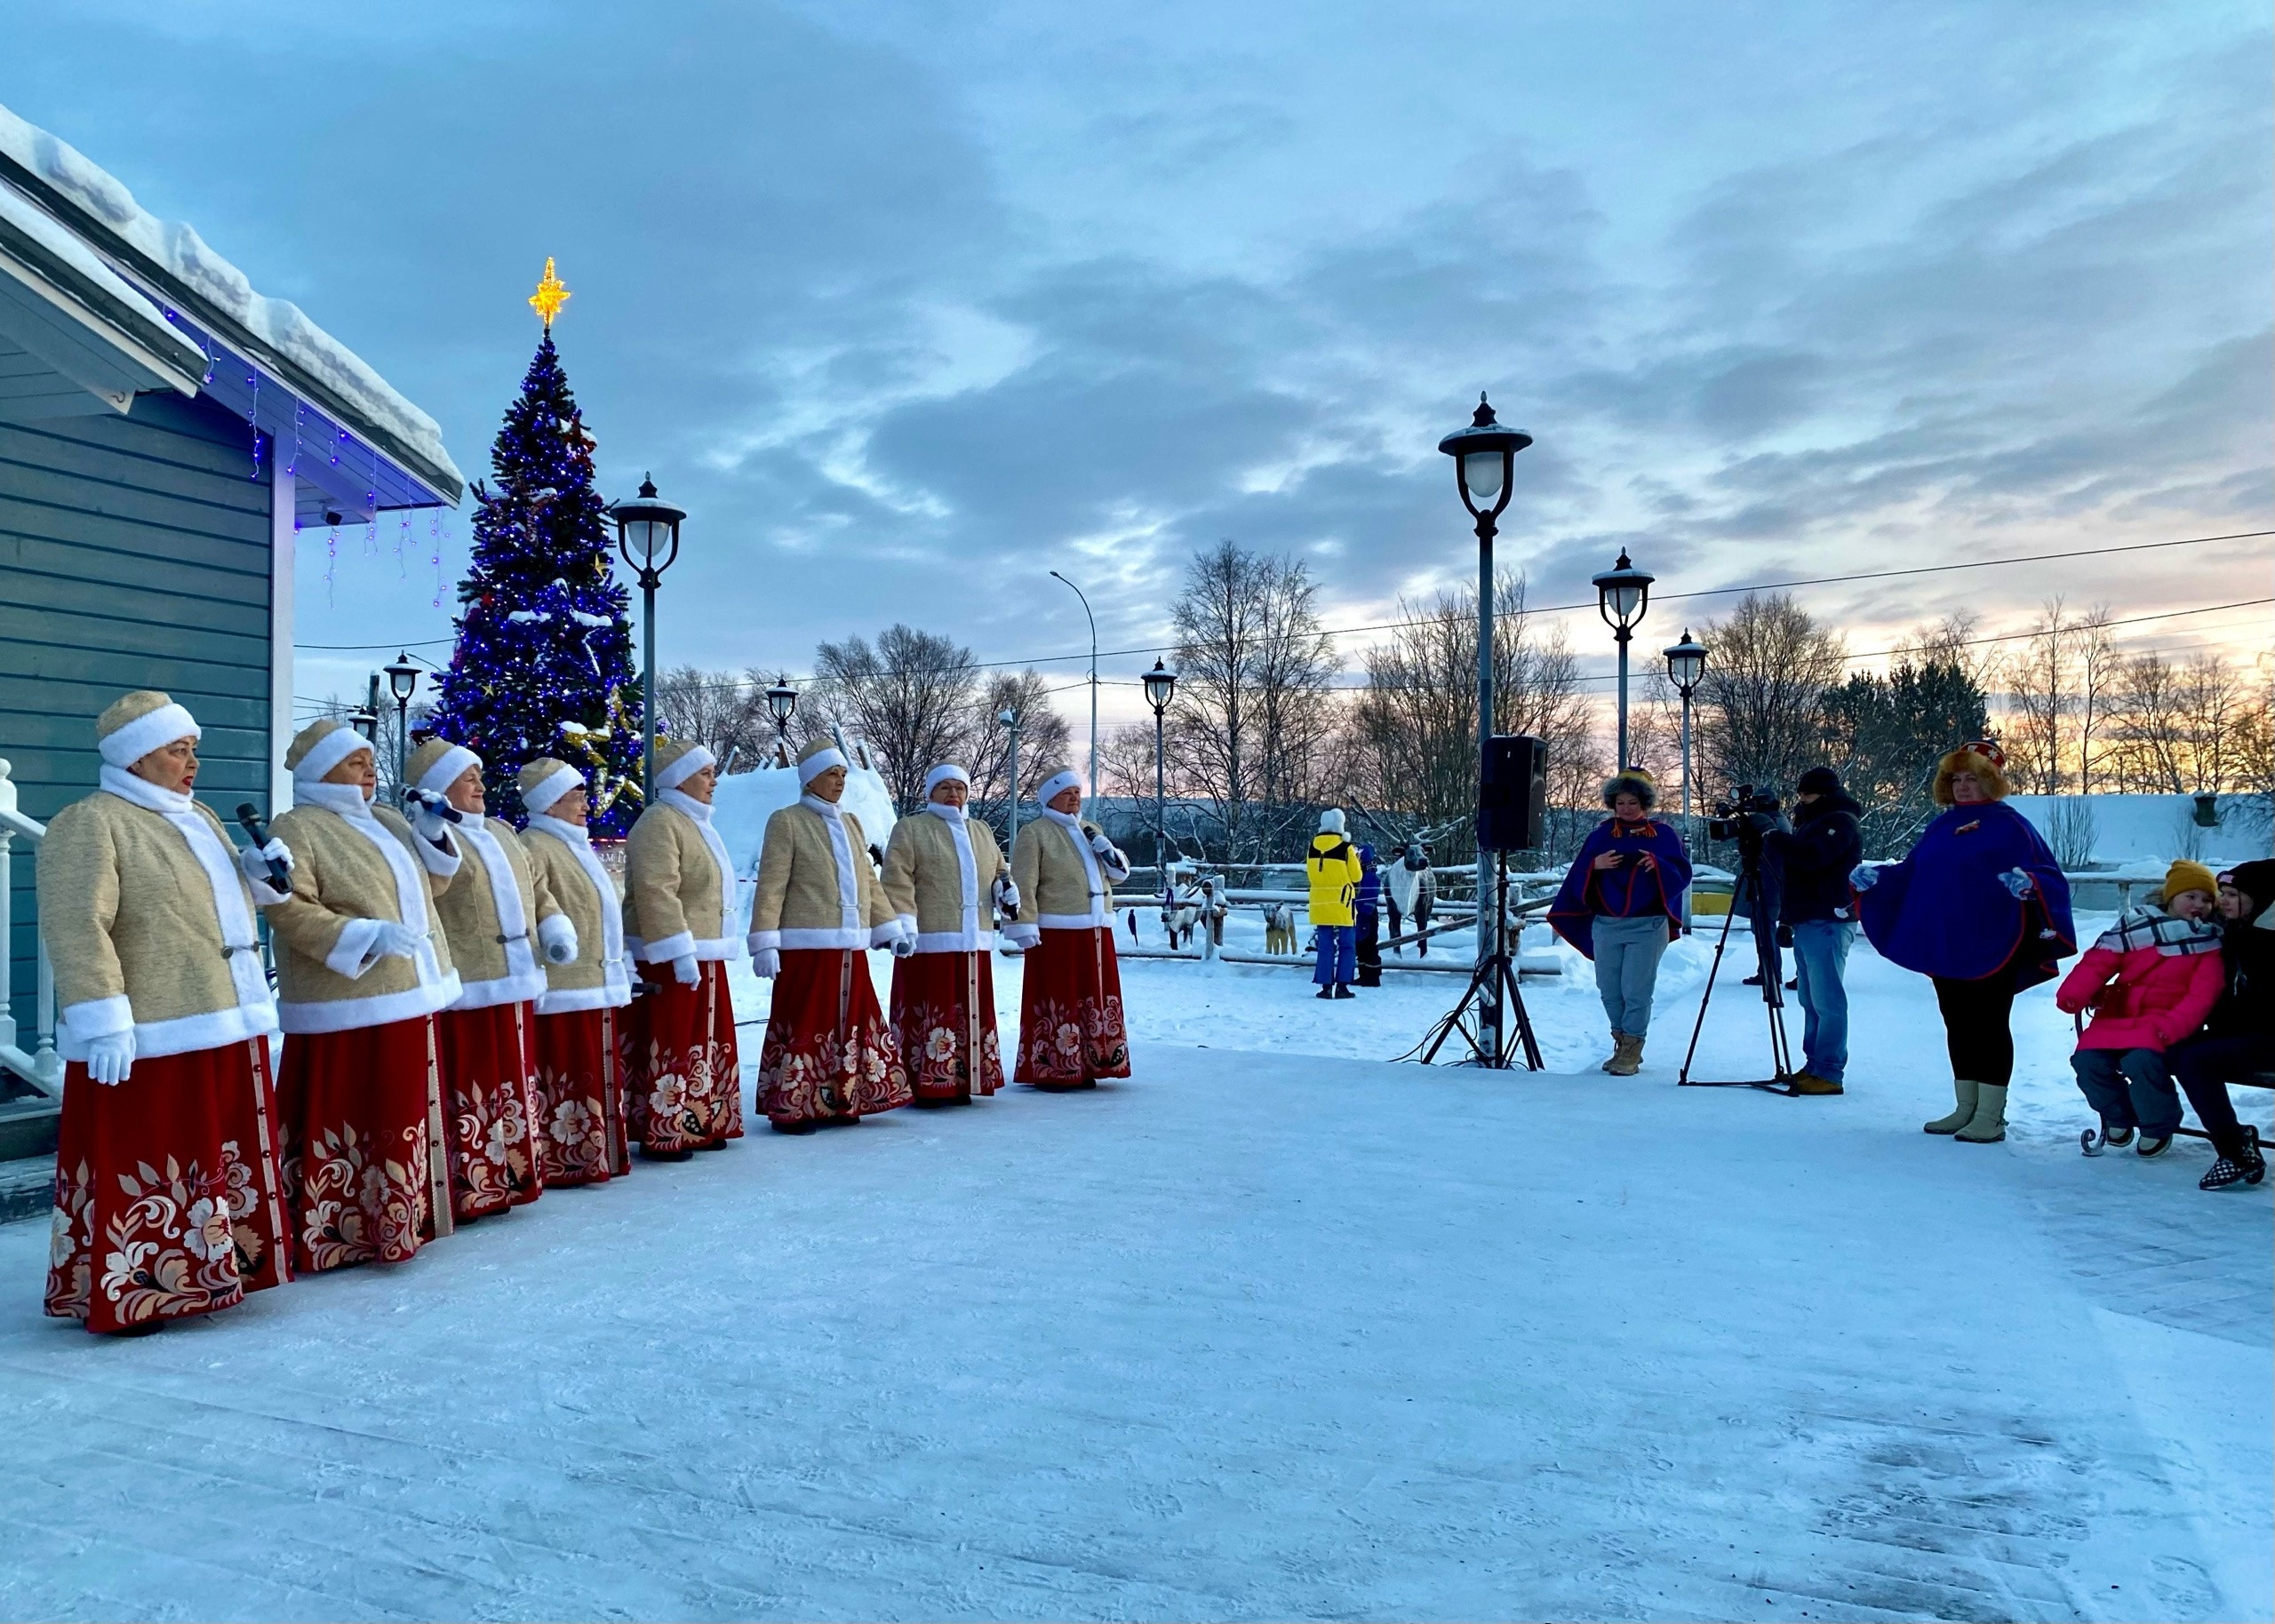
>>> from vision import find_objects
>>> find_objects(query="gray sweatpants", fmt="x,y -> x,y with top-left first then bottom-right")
1592,914 -> 1672,1036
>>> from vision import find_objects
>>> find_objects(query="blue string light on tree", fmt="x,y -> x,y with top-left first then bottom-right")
423,260 -> 643,834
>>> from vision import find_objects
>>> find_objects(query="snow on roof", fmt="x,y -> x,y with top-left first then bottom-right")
0,100 -> 462,490
0,177 -> 205,378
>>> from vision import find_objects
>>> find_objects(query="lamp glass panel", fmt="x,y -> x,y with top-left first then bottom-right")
1668,652 -> 1703,687
1606,584 -> 1642,621
1461,450 -> 1505,503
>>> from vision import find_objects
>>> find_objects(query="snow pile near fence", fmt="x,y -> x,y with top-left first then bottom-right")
2006,793 -> 2270,870
710,762 -> 897,931
0,99 -> 461,485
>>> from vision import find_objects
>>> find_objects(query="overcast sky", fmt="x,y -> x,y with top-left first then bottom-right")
5,0 -> 2269,745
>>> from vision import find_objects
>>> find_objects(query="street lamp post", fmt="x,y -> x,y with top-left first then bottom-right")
1663,629 -> 1709,925
1437,393 -> 1532,1063
764,675 -> 797,764
1592,550 -> 1656,769
609,474 -> 685,805
1049,569 -> 1098,801
383,651 -> 420,808
1142,658 -> 1178,905
999,706 -> 1022,854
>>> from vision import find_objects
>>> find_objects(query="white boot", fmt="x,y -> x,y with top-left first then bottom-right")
1924,1078 -> 1978,1135
1954,1083 -> 2008,1143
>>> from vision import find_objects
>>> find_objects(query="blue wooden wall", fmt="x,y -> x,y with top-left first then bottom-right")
0,390 -> 273,1045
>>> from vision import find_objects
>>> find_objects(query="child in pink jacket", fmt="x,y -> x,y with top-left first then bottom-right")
2058,859 -> 2225,1156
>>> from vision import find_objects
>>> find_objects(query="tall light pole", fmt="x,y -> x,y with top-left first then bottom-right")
610,474 -> 685,805
1142,658 -> 1178,904
1050,569 -> 1098,800
1592,549 -> 1655,769
1664,629 -> 1708,925
384,651 -> 420,808
1437,394 -> 1531,1063
999,705 -> 1022,853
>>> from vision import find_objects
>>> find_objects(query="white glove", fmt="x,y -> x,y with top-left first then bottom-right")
84,1028 -> 135,1087
1848,864 -> 1880,892
374,920 -> 427,959
1002,921 -> 1041,951
671,953 -> 700,986
538,913 -> 579,965
239,839 -> 292,883
750,947 -> 780,978
1089,830 -> 1116,856
891,933 -> 916,958
2000,868 -> 2035,899
403,792 -> 453,846
993,876 -> 1021,918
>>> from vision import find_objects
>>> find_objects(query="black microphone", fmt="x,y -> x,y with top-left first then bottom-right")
234,804 -> 293,888
403,786 -> 466,824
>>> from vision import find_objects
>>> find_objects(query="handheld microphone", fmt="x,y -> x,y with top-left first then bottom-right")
403,786 -> 466,824
234,803 -> 293,888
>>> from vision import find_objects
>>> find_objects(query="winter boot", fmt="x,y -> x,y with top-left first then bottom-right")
1953,1083 -> 2008,1143
1315,986 -> 1335,1000
1333,983 -> 1355,999
1607,1032 -> 1644,1077
2134,1133 -> 2172,1158
1924,1078 -> 1980,1134
1791,1071 -> 1843,1095
1600,1031 -> 1627,1073
2200,1128 -> 2267,1190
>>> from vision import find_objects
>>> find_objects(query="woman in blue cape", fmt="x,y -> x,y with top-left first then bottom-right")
1549,768 -> 1693,1076
1856,740 -> 2074,1144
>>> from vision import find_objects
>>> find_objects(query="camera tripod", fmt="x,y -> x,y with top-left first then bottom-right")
1416,852 -> 1544,1071
1676,840 -> 1798,1094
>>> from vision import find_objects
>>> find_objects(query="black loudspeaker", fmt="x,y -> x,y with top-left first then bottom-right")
1478,734 -> 1547,851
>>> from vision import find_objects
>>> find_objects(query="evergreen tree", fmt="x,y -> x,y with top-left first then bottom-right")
1822,661 -> 1990,856
427,332 -> 644,833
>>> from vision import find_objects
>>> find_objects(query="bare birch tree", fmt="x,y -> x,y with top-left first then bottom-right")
1693,593 -> 1846,795
812,625 -> 980,813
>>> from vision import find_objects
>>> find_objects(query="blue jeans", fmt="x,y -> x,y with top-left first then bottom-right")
1313,924 -> 1356,986
2072,1047 -> 2183,1138
1789,920 -> 1854,1083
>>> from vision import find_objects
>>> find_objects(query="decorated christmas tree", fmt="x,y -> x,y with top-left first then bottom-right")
427,261 -> 645,834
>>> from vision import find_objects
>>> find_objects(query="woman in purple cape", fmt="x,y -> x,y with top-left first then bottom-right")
1549,768 -> 1694,1076
1856,740 -> 2075,1144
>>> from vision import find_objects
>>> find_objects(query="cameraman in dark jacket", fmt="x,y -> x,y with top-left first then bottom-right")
1762,766 -> 1864,1095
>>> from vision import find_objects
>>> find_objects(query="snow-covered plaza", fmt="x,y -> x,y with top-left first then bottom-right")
0,929 -> 2266,1622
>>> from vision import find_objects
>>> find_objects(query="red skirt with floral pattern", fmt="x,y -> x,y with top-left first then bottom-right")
276,1014 -> 451,1274
436,1001 -> 544,1217
758,948 -> 911,1125
623,959 -> 742,1152
1014,927 -> 1131,1084
533,1005 -> 627,1185
47,1038 -> 292,1334
890,950 -> 1003,1101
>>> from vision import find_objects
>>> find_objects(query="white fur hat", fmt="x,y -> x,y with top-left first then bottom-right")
1319,808 -> 1345,833
795,737 -> 848,787
96,690 -> 199,768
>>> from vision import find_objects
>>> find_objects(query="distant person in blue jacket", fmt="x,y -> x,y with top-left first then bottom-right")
1549,768 -> 1693,1076
1856,740 -> 2075,1145
1354,843 -> 1384,988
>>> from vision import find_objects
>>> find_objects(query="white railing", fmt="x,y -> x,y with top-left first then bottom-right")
0,759 -> 61,1098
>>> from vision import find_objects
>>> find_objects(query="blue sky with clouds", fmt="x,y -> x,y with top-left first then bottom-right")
4,1 -> 2268,737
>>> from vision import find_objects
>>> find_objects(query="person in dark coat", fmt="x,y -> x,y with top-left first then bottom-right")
1856,740 -> 2074,1145
1549,768 -> 1693,1076
2166,858 -> 2274,1190
1353,844 -> 1384,988
1763,766 -> 1864,1095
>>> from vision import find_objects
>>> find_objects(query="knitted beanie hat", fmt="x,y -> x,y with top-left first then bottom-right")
2162,860 -> 2219,905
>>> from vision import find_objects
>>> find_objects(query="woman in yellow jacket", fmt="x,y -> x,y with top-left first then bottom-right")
1306,808 -> 1365,999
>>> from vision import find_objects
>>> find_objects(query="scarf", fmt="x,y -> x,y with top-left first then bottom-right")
96,766 -> 271,1021
451,811 -> 536,983
660,786 -> 737,936
1041,806 -> 1107,924
2096,904 -> 2225,959
527,813 -> 627,975
925,800 -> 980,939
799,792 -> 864,933
294,779 -> 444,984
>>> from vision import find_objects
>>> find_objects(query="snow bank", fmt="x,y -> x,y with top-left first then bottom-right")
0,100 -> 462,488
2007,793 -> 2271,870
710,761 -> 898,931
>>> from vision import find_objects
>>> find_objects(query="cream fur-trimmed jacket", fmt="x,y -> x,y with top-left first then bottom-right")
882,805 -> 1008,953
1005,811 -> 1130,945
622,788 -> 743,964
523,815 -> 634,1013
748,797 -> 901,953
429,815 -> 562,1011
37,779 -> 279,1061
267,785 -> 465,1034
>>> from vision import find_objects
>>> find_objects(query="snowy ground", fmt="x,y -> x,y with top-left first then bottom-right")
0,921 -> 2267,1621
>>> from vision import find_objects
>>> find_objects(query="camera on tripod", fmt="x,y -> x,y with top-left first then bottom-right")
1706,786 -> 1783,845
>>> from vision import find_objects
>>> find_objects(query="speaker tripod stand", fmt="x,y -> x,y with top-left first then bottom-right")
1416,853 -> 1544,1070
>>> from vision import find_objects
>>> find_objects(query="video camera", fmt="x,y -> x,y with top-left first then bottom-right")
1706,785 -> 1783,845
